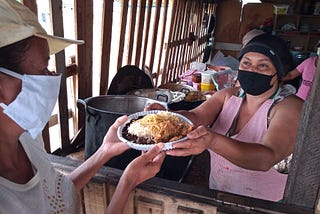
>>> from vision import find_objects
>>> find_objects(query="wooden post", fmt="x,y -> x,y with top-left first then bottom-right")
75,0 -> 93,129
127,0 -> 138,65
117,0 -> 129,70
162,0 -> 178,84
155,0 -> 169,86
23,0 -> 37,14
141,0 -> 153,67
284,58 -> 320,209
50,0 -> 70,150
99,0 -> 114,95
148,0 -> 162,71
135,0 -> 147,66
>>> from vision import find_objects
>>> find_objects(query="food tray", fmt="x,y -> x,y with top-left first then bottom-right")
117,110 -> 193,151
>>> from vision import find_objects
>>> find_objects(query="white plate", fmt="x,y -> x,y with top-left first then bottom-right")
117,110 -> 193,151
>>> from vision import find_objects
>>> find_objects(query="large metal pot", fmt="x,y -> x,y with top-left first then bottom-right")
77,95 -> 158,169
77,95 -> 193,181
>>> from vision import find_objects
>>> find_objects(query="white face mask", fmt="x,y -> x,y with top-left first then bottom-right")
0,67 -> 61,139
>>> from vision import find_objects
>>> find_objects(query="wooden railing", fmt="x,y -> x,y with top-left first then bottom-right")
51,154 -> 313,214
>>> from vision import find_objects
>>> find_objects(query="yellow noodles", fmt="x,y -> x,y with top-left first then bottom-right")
127,111 -> 193,144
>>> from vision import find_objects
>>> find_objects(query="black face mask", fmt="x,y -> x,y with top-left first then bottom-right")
237,69 -> 277,96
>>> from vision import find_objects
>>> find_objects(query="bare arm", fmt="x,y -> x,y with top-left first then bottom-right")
68,116 -> 130,191
167,95 -> 303,171
105,144 -> 165,214
282,68 -> 301,81
145,87 -> 236,128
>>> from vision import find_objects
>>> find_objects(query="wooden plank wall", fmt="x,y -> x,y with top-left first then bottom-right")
100,0 -> 176,94
162,0 -> 216,84
98,0 -> 216,93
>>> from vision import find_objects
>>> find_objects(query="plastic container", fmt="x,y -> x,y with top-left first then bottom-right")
192,73 -> 201,90
273,4 -> 289,14
201,70 -> 216,84
201,82 -> 215,91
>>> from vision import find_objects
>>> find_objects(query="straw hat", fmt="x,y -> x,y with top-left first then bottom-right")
0,0 -> 84,54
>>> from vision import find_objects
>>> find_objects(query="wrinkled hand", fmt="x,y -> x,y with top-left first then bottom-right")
166,126 -> 214,156
98,115 -> 130,158
122,143 -> 166,188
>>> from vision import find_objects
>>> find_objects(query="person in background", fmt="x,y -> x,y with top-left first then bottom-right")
283,41 -> 320,100
147,34 -> 303,202
242,28 -> 265,47
0,0 -> 165,213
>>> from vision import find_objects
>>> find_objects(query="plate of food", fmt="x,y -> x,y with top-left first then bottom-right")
117,110 -> 194,151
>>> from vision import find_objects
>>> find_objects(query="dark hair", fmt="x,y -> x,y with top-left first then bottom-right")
0,37 -> 32,74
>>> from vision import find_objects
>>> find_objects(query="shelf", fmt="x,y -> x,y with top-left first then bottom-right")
273,13 -> 320,52
275,14 -> 320,18
275,30 -> 320,35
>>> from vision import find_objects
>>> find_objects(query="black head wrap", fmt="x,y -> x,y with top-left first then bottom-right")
238,34 -> 294,80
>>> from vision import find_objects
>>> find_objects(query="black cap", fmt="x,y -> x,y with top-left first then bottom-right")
238,34 -> 294,80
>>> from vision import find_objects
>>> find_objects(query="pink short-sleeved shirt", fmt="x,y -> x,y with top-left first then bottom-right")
296,56 -> 318,100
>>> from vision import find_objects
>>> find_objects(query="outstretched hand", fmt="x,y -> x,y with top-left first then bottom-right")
166,125 -> 213,156
105,144 -> 166,214
98,115 -> 130,159
122,143 -> 166,189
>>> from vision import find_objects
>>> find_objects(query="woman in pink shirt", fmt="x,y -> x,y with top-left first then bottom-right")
283,42 -> 320,100
147,34 -> 303,201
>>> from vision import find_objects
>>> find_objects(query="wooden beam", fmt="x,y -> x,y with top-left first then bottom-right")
117,0 -> 129,70
75,0 -> 93,128
50,0 -> 70,150
167,0 -> 185,82
99,0 -> 114,95
127,0 -> 138,65
22,0 -> 37,14
155,0 -> 168,86
148,0 -> 162,71
42,124 -> 51,153
141,0 -> 153,67
135,0 -> 147,66
176,0 -> 191,78
284,59 -> 320,209
161,0 -> 178,84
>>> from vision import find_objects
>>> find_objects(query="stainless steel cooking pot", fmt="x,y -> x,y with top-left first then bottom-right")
77,95 -> 160,167
77,95 -> 193,181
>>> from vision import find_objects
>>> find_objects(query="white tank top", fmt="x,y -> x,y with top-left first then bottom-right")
0,132 -> 80,213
